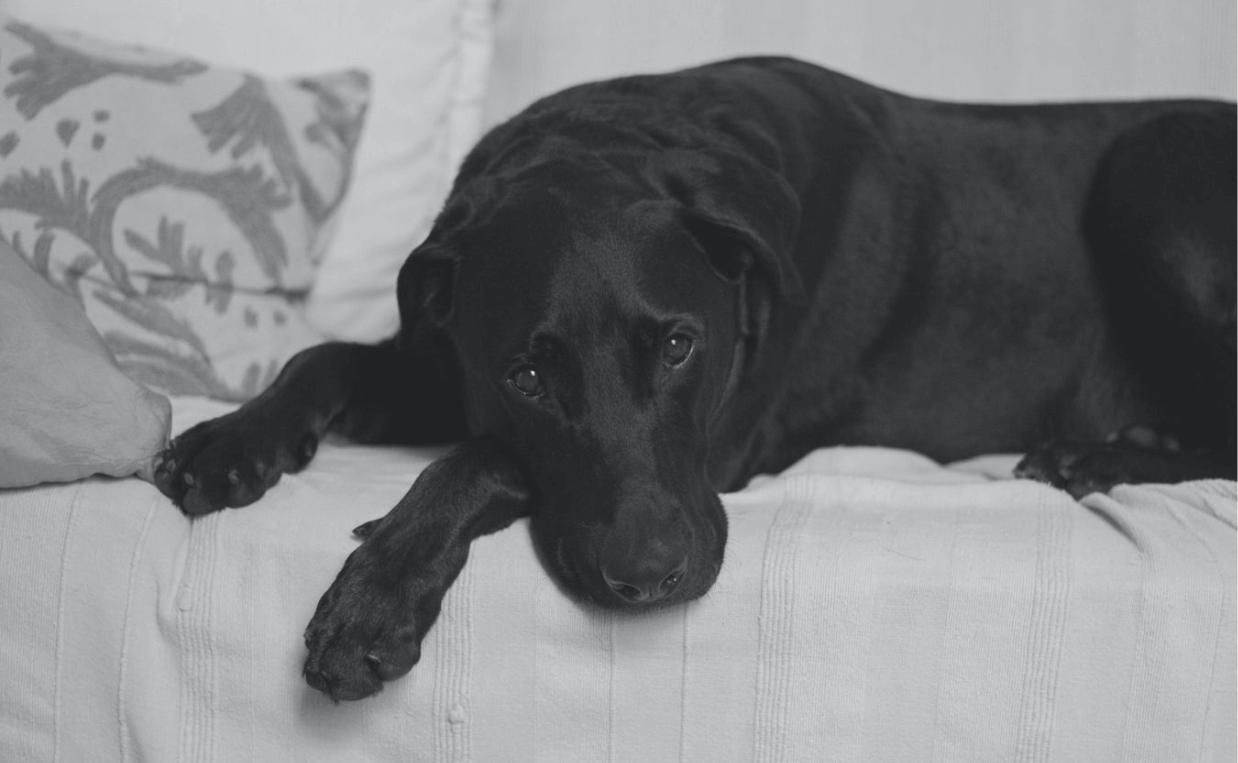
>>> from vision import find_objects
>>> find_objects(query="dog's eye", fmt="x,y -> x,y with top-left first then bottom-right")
662,335 -> 694,367
508,365 -> 545,397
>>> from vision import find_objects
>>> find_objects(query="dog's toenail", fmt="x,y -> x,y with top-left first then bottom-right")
298,433 -> 318,463
183,473 -> 196,487
227,468 -> 240,486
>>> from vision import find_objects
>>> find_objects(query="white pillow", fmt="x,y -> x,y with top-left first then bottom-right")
9,0 -> 495,342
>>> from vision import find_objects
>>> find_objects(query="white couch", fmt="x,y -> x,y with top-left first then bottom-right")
1,1 -> 1234,761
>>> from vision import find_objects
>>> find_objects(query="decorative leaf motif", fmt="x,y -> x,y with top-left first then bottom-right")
208,251 -> 235,314
124,217 -> 210,302
95,158 -> 292,284
0,164 -> 91,244
295,70 -> 369,221
143,276 -> 195,302
193,75 -> 304,214
102,332 -> 240,400
3,20 -> 206,120
196,72 -> 364,224
125,218 -> 196,272
194,77 -> 291,169
93,286 -> 210,360
3,228 -> 42,279
0,161 -> 137,294
61,252 -> 96,305
296,71 -> 369,152
31,229 -> 54,277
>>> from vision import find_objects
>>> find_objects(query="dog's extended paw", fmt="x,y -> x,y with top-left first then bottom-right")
153,412 -> 319,516
302,546 -> 435,702
1015,427 -> 1212,500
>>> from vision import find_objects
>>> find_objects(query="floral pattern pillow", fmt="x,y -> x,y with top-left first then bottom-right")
0,19 -> 369,401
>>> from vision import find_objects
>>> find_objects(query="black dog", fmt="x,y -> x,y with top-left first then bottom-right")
154,58 -> 1236,701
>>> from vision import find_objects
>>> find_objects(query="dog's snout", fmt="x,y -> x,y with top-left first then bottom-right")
600,536 -> 688,604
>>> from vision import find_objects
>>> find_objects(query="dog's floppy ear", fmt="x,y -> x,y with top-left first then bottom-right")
397,177 -> 500,330
397,243 -> 458,328
655,149 -> 806,305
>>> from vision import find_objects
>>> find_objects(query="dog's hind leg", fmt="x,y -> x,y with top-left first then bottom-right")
1018,108 -> 1237,497
154,333 -> 469,515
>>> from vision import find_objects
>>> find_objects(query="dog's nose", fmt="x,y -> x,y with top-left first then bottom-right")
601,552 -> 688,604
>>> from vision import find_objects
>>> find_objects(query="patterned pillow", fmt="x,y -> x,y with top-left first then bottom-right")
0,18 -> 369,401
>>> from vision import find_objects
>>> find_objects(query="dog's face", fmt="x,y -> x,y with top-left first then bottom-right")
400,150 -> 802,609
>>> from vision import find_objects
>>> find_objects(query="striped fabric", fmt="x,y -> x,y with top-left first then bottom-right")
0,397 -> 1233,762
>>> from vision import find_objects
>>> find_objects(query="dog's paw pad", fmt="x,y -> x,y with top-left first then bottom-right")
155,415 -> 307,516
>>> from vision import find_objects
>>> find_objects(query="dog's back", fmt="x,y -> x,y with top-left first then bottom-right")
457,58 -> 1234,479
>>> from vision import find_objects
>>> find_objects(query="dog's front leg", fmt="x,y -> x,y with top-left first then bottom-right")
302,437 -> 530,701
155,336 -> 467,516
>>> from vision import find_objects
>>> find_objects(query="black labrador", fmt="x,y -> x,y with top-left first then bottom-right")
154,58 -> 1236,701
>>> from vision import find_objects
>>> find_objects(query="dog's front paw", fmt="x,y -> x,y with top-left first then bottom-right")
302,545 -> 438,702
153,411 -> 319,516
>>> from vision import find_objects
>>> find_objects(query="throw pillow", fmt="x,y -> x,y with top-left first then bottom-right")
9,0 -> 497,342
0,18 -> 369,400
0,239 -> 172,487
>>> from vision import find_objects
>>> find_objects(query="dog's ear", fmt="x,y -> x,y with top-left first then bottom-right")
397,243 -> 458,328
656,150 -> 806,305
397,177 -> 501,330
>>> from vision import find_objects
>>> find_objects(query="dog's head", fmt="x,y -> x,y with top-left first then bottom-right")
398,142 -> 802,608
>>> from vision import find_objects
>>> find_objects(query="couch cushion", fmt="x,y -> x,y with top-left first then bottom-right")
0,401 -> 1233,760
0,238 -> 171,487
